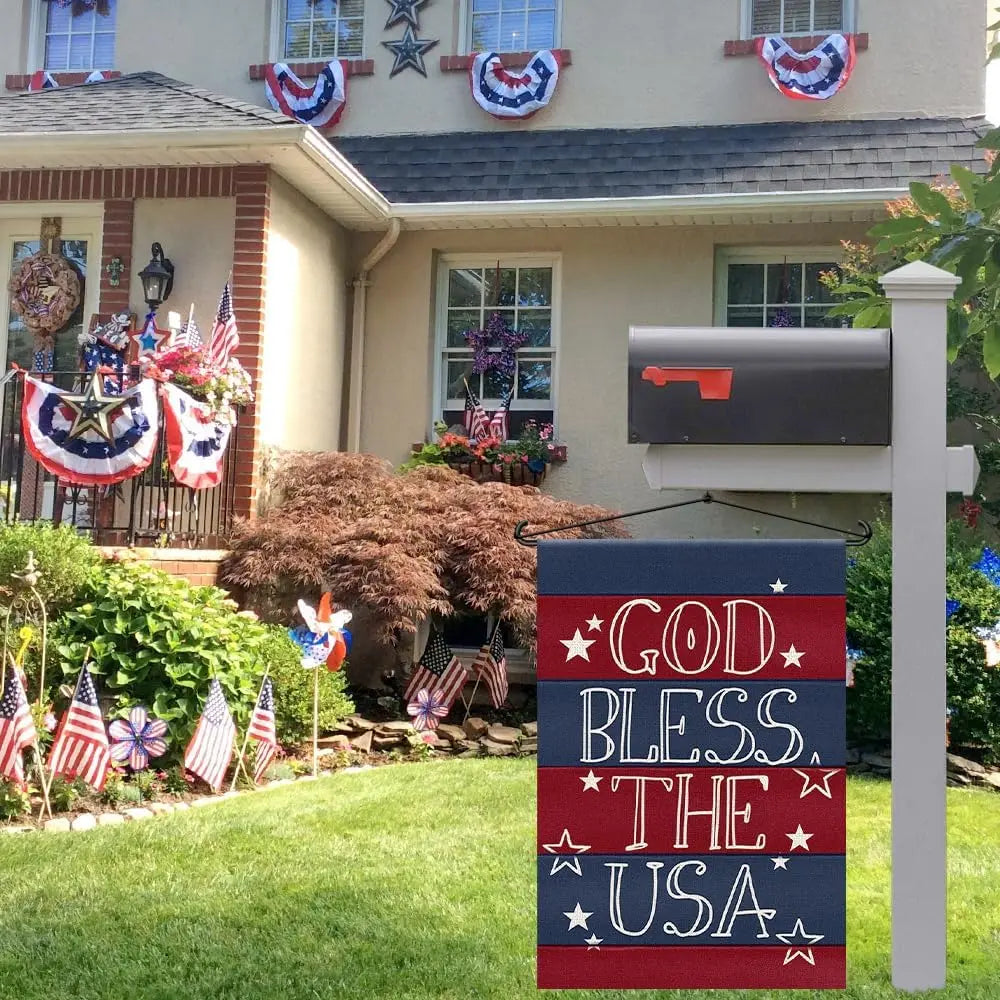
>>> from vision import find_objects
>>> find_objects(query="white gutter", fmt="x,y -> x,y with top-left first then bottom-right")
346,217 -> 402,453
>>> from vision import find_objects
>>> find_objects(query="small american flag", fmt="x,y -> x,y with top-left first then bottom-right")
464,382 -> 489,442
172,313 -> 203,350
184,679 -> 236,791
489,390 -> 512,442
471,621 -> 508,709
207,282 -> 239,367
48,665 -> 110,791
0,668 -> 36,787
404,628 -> 467,710
248,677 -> 278,783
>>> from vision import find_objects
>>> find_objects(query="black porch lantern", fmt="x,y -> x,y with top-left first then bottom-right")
138,242 -> 175,309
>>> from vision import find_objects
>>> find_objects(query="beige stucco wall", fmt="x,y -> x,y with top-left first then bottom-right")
357,221 -> 888,539
259,174 -> 350,452
129,197 -> 235,327
12,0 -> 986,133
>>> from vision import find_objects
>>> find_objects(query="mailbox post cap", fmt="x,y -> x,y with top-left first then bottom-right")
880,261 -> 961,301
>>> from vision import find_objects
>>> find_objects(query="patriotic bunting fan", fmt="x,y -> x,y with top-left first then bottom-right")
265,61 -> 348,130
161,382 -> 234,490
470,49 -> 560,120
757,33 -> 856,101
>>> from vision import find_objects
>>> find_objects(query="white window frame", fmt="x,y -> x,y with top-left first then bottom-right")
432,612 -> 532,672
29,0 -> 118,72
739,0 -> 856,38
268,0 -> 366,63
433,252 -> 561,441
713,246 -> 845,326
458,0 -> 563,56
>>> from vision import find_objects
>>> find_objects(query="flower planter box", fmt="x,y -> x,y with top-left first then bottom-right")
447,460 -> 546,487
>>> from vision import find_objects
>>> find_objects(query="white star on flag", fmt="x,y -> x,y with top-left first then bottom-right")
585,933 -> 603,950
777,917 -> 825,966
771,856 -> 789,870
579,769 -> 602,792
770,578 -> 788,593
786,825 -> 814,851
585,614 -> 604,632
793,768 -> 840,799
560,629 -> 595,662
543,827 -> 591,876
780,644 -> 805,668
563,903 -> 592,931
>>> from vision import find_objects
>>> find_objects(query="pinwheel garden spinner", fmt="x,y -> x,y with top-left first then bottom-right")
108,706 -> 167,771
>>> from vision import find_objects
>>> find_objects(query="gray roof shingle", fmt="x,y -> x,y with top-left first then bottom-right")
0,71 -> 296,133
331,117 -> 991,203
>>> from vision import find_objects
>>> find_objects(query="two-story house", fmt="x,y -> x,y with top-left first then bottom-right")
0,1 -> 988,614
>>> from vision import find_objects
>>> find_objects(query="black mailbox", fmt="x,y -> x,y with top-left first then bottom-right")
628,326 -> 891,446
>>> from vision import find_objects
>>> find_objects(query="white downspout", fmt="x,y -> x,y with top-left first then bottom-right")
347,217 -> 401,453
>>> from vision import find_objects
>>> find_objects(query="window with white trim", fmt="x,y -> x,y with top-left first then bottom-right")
282,0 -> 364,60
43,0 -> 117,72
468,0 -> 559,53
716,250 -> 847,328
743,0 -> 851,36
437,257 -> 557,439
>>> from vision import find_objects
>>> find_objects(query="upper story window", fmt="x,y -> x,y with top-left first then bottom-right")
283,0 -> 364,60
744,0 -> 852,37
43,0 -> 117,71
469,0 -> 560,53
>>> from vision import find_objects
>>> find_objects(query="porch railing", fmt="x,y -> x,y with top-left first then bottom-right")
0,370 -> 242,549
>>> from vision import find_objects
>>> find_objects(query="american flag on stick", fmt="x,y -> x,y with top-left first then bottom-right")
184,679 -> 236,791
0,667 -> 37,788
471,621 -> 508,709
463,380 -> 489,442
488,389 -> 512,442
404,628 -> 467,710
48,665 -> 110,791
206,281 -> 239,367
171,305 -> 203,350
248,677 -> 278,783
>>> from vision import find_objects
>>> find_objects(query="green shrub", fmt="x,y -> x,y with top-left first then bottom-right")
263,627 -> 354,743
48,777 -> 86,813
0,522 -> 100,609
53,561 -> 281,764
847,517 -> 1000,760
263,762 -> 296,781
0,780 -> 30,820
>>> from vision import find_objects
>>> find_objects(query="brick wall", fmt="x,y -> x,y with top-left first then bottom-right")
101,548 -> 229,589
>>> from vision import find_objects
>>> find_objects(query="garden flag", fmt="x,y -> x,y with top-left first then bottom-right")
757,34 -> 856,101
404,628 -> 467,709
265,60 -> 348,130
536,539 -> 847,990
21,373 -> 159,486
207,281 -> 240,367
248,677 -> 278,783
470,49 -> 560,120
0,667 -> 37,788
184,679 -> 236,792
161,382 -> 234,490
48,665 -> 111,792
463,381 -> 489,442
471,621 -> 508,708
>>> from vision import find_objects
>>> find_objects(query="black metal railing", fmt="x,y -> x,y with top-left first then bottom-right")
0,369 -> 242,549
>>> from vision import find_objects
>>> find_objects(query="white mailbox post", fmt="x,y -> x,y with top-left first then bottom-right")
640,261 -> 964,992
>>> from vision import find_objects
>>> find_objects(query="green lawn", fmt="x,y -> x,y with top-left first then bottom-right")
0,760 -> 998,1000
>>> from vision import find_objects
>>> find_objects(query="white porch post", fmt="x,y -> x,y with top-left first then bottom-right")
879,261 -> 960,992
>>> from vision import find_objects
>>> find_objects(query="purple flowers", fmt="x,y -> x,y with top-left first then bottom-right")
464,312 -> 528,376
108,706 -> 168,771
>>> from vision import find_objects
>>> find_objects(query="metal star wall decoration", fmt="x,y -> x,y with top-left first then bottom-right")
382,24 -> 438,77
60,370 -> 133,442
384,0 -> 429,29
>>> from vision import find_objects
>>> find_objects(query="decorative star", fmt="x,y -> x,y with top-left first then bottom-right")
563,903 -> 593,931
60,370 -> 132,442
560,629 -> 595,662
585,614 -> 604,632
810,751 -> 822,765
131,315 -> 169,357
780,644 -> 805,668
580,770 -> 602,792
382,24 -> 438,77
384,0 -> 429,29
777,917 -> 824,966
786,825 -> 814,852
770,578 -> 788,593
793,768 -> 840,800
584,933 -> 603,950
543,828 -> 591,876
771,856 -> 789,870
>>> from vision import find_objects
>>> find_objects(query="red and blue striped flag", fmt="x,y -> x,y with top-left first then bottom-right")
0,668 -> 36,788
48,665 -> 111,791
184,679 -> 236,791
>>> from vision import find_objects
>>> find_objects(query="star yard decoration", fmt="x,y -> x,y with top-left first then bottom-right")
776,917 -> 825,966
382,24 -> 438,77
560,628 -> 595,662
563,903 -> 593,931
793,768 -> 840,799
579,769 -> 602,792
770,578 -> 788,593
383,0 -> 429,29
406,687 -> 449,731
780,644 -> 805,668
543,827 -> 591,876
585,614 -> 604,632
771,856 -> 790,870
108,705 -> 168,771
60,370 -> 132,442
584,933 -> 603,950
786,824 -> 814,852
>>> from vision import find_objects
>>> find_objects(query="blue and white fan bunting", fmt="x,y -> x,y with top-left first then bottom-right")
470,49 -> 560,120
161,382 -> 233,491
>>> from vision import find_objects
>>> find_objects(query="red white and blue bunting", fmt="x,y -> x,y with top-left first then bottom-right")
26,69 -> 110,91
21,374 -> 158,486
470,49 -> 560,120
264,61 -> 347,131
757,33 -> 856,101
161,382 -> 234,491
